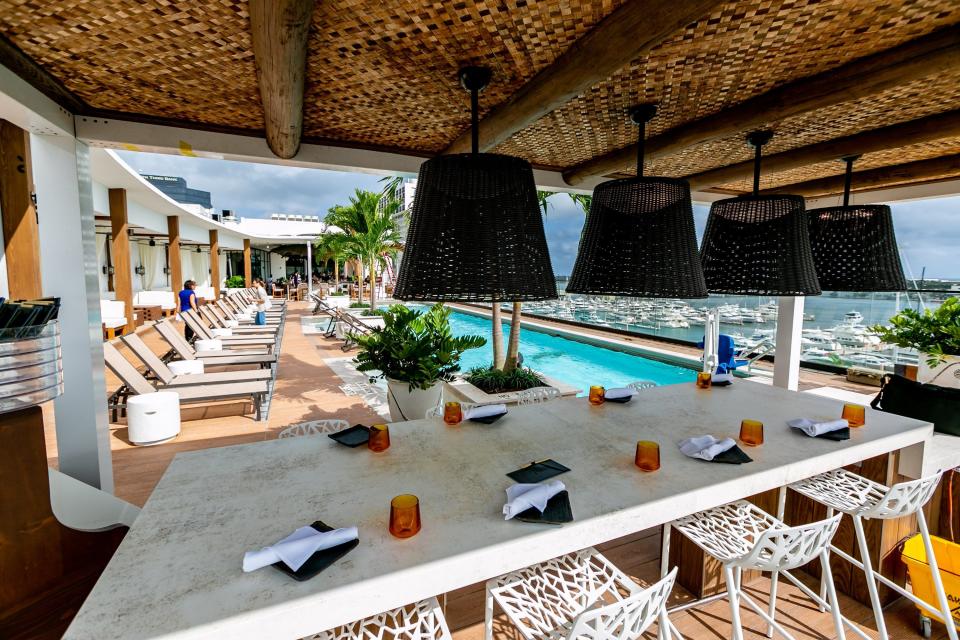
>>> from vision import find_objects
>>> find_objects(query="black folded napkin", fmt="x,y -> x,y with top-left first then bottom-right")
515,491 -> 573,525
469,410 -> 508,424
507,459 -> 570,483
605,395 -> 632,404
272,521 -> 360,581
816,427 -> 850,441
327,424 -> 371,447
711,445 -> 753,464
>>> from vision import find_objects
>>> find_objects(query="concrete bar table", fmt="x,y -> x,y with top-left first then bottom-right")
65,383 -> 934,640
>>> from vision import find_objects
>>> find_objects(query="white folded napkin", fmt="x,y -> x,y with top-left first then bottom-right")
211,328 -> 233,338
603,387 -> 635,400
503,481 -> 566,520
464,403 -> 507,420
243,526 -> 358,573
788,418 -> 848,437
679,435 -> 737,461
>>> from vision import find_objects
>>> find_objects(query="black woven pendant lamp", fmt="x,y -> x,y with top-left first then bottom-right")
699,131 -> 821,296
393,67 -> 557,302
806,156 -> 906,291
566,105 -> 707,298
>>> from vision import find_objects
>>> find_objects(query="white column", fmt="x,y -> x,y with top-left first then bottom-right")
306,241 -> 312,300
773,296 -> 804,391
32,133 -> 113,491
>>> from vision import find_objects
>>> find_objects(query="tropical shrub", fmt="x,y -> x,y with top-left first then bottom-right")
353,304 -> 486,390
465,365 -> 545,394
225,275 -> 246,288
871,297 -> 960,366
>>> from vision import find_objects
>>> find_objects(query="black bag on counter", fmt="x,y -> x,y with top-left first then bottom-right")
871,374 -> 960,437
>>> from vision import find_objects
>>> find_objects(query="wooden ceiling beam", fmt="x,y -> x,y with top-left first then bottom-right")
684,110 -> 960,190
249,0 -> 314,160
563,25 -> 960,186
442,0 -> 722,155
761,153 -> 960,198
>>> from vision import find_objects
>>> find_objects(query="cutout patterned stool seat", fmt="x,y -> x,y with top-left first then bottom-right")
485,547 -> 681,640
424,403 -> 476,419
627,380 -> 659,392
278,419 -> 351,439
310,597 -> 452,640
515,386 -> 561,405
787,469 -> 955,640
665,500 -> 845,640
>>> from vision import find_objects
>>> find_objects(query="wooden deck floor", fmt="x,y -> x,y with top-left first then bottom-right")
44,302 -> 949,639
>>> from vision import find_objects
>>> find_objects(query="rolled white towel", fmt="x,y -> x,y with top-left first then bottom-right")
788,418 -> 848,437
243,526 -> 358,572
603,387 -> 635,400
679,435 -> 736,461
464,404 -> 507,420
503,481 -> 565,520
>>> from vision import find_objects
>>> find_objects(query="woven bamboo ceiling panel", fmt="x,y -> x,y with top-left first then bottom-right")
638,68 -> 960,184
303,0 -> 623,150
494,0 -> 960,169
0,0 -> 263,130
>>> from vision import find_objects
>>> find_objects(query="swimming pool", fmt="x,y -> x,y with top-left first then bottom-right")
437,307 -> 695,392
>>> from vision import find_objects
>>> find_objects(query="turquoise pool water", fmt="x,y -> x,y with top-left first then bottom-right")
440,308 -> 695,392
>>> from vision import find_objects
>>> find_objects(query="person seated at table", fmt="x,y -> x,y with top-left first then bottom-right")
178,280 -> 198,341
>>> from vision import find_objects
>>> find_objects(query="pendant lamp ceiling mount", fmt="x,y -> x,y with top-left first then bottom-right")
628,104 -> 657,125
458,66 -> 491,93
746,130 -> 773,149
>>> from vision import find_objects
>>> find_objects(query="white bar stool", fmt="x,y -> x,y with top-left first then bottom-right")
168,360 -> 204,376
127,391 -> 180,446
310,597 -> 452,640
663,500 -> 845,640
277,419 -> 350,439
786,469 -> 956,640
485,548 -> 681,640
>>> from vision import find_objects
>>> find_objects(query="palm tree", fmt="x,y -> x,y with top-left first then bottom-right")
568,193 -> 592,215
314,233 -> 349,286
324,189 -> 402,309
499,190 -> 556,372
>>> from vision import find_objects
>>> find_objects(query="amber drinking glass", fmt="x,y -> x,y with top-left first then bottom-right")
635,440 -> 661,472
696,371 -> 712,389
443,401 -> 462,425
740,419 -> 764,446
368,424 -> 391,452
589,385 -> 606,405
842,403 -> 866,427
389,494 -> 421,538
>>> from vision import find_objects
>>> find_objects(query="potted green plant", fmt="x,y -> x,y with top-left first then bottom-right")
871,297 -> 960,388
353,304 -> 486,420
225,275 -> 246,289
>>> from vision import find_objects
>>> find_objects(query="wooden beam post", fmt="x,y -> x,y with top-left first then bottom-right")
685,110 -> 960,190
443,0 -> 721,155
167,216 -> 182,310
243,239 -> 252,287
762,153 -> 960,198
564,25 -> 960,185
0,119 -> 42,299
249,0 -> 313,160
209,230 -> 220,299
108,189 -> 135,335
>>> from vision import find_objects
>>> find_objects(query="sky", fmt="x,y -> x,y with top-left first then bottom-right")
117,151 -> 959,280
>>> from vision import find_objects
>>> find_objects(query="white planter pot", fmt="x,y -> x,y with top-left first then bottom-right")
918,353 -> 960,389
386,378 -> 442,422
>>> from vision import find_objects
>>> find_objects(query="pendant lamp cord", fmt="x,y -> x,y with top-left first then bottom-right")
470,87 -> 479,156
752,142 -> 762,197
636,119 -> 645,178
842,155 -> 859,207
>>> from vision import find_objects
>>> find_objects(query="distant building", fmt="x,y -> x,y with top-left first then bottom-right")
142,175 -> 212,209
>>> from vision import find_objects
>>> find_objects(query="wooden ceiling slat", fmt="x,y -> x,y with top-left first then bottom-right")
562,24 -> 960,185
684,110 -> 960,190
442,0 -> 722,155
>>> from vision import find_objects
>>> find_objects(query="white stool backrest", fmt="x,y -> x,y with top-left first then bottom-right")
738,514 -> 841,572
864,471 -> 945,520
515,386 -> 560,405
566,567 -> 677,640
278,419 -> 350,439
626,380 -> 658,392
313,597 -> 452,640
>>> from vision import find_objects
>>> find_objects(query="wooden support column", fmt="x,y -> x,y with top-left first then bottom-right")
0,119 -> 42,298
108,189 -> 134,335
167,216 -> 182,309
209,230 -> 220,299
243,239 -> 252,287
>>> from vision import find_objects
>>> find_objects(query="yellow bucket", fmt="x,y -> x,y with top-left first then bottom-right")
901,533 -> 960,634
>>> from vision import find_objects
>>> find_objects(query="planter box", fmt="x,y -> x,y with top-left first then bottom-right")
918,353 -> 960,389
444,374 -> 581,405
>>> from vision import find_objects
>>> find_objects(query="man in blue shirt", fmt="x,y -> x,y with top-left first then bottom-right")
178,280 -> 198,341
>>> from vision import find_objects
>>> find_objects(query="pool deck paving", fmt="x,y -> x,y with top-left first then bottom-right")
43,301 -> 939,639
